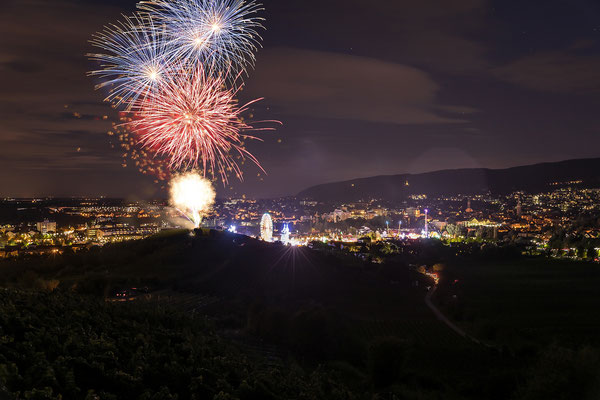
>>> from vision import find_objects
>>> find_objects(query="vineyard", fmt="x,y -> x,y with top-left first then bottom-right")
354,318 -> 470,348
141,290 -> 221,313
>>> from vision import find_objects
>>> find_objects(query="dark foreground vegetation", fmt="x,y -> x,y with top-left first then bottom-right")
0,230 -> 599,399
0,291 -> 356,399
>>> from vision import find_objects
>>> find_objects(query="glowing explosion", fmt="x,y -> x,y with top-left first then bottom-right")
126,66 -> 266,182
88,0 -> 276,184
169,172 -> 216,228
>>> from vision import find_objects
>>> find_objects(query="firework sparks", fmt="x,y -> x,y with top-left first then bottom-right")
169,172 -> 216,228
88,12 -> 172,109
125,65 -> 272,183
138,0 -> 265,80
110,113 -> 172,182
88,0 -> 276,184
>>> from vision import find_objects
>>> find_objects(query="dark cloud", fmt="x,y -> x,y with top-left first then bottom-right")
0,2 -> 120,152
0,59 -> 44,74
493,50 -> 600,94
244,47 -> 475,125
262,0 -> 490,74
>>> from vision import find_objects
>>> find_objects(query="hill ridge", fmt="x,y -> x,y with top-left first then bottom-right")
298,157 -> 600,201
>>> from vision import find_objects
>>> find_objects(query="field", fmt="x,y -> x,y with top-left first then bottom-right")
438,257 -> 600,349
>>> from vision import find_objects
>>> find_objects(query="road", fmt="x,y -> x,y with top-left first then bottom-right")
424,284 -> 496,348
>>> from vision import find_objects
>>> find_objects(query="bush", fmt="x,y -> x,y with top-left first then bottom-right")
367,337 -> 407,388
0,290 -> 358,399
518,344 -> 600,400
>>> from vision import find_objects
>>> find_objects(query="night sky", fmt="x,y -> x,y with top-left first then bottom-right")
2,0 -> 600,199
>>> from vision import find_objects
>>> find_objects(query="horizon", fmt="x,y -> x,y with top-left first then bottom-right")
1,155 -> 597,199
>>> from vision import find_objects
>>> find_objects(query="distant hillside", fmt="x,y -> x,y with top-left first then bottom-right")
298,157 -> 600,201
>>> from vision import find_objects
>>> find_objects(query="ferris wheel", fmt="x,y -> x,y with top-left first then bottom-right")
260,213 -> 273,242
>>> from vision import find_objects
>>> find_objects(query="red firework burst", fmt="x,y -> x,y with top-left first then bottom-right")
125,66 -> 271,183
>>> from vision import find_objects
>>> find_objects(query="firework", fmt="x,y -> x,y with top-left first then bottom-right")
88,0 -> 276,185
88,12 -> 171,108
138,0 -> 265,80
125,65 -> 270,183
169,172 -> 216,228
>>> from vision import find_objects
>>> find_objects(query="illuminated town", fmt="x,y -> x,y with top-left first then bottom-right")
2,183 -> 599,260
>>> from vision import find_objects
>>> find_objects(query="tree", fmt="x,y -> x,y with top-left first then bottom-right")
577,245 -> 586,259
446,224 -> 459,238
587,246 -> 597,259
518,345 -> 600,400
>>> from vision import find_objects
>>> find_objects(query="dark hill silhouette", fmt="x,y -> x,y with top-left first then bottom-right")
1,230 -> 595,399
4,229 -> 427,320
298,157 -> 600,201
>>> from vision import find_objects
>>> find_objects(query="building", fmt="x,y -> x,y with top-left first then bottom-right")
36,220 -> 57,235
280,223 -> 290,245
405,207 -> 420,218
465,199 -> 473,213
